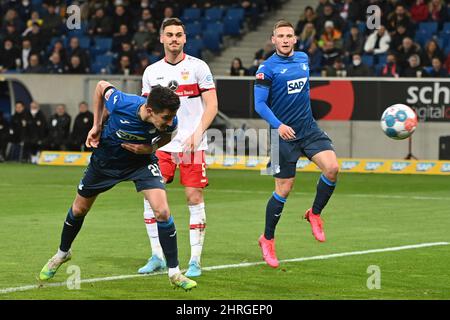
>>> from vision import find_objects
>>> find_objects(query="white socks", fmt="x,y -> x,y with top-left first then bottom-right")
143,199 -> 164,260
143,200 -> 206,265
188,203 -> 206,264
168,266 -> 181,277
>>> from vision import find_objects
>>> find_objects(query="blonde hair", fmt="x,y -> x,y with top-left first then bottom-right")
273,20 -> 295,34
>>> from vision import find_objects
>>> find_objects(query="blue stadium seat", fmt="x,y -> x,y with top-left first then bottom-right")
94,37 -> 112,53
376,53 -> 387,66
91,62 -> 111,74
418,22 -> 438,35
206,22 -> 224,36
181,8 -> 202,23
362,54 -> 374,66
223,18 -> 241,36
443,22 -> 450,32
95,54 -> 114,66
204,7 -> 224,22
423,66 -> 433,74
444,43 -> 450,56
203,31 -> 222,53
226,8 -> 245,22
185,22 -> 202,39
356,21 -> 366,34
184,38 -> 203,58
414,30 -> 432,47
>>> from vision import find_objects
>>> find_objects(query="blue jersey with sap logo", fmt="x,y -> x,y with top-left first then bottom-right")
254,51 -> 318,140
92,87 -> 177,172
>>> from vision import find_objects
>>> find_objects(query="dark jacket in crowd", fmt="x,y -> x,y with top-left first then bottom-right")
9,110 -> 32,144
70,110 -> 93,151
29,110 -> 48,149
47,112 -> 71,150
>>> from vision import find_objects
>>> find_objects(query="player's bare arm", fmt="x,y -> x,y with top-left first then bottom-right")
122,131 -> 173,155
86,80 -> 113,148
183,89 -> 218,152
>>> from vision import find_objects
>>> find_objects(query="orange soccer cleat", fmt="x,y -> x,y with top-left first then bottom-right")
304,208 -> 326,242
258,235 -> 279,268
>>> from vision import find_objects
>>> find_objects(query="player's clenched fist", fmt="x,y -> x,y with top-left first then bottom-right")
278,124 -> 296,140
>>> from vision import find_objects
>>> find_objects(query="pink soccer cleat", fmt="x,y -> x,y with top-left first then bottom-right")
258,235 -> 279,268
304,208 -> 326,242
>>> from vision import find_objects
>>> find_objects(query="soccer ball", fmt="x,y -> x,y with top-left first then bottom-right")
380,104 -> 418,140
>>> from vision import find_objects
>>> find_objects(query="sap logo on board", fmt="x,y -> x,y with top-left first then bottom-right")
43,154 -> 60,163
296,159 -> 311,169
365,161 -> 384,171
341,161 -> 359,170
440,163 -> 450,172
64,154 -> 82,163
416,162 -> 435,172
391,162 -> 410,171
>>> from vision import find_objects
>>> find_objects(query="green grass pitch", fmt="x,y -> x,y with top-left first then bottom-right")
0,163 -> 449,299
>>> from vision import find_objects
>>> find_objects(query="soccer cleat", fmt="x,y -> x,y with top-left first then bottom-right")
170,273 -> 197,291
185,261 -> 202,277
39,250 -> 72,281
138,255 -> 167,274
304,208 -> 326,242
258,235 -> 279,268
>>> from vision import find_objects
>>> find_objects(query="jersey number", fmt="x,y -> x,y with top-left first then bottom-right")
148,164 -> 161,177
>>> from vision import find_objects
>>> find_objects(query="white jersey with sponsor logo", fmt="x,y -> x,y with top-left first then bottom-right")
142,54 -> 215,152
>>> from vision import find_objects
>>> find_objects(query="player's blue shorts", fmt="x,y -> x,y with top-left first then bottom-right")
269,129 -> 335,179
77,158 -> 165,198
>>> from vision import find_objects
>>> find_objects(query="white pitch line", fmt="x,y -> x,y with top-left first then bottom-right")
1,242 -> 448,295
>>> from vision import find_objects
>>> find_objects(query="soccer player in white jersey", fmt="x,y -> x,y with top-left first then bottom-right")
138,18 -> 218,277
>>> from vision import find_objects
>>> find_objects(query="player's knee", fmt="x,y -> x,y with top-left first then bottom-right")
185,189 -> 203,205
153,207 -> 171,221
324,163 -> 339,181
72,203 -> 90,217
276,182 -> 294,198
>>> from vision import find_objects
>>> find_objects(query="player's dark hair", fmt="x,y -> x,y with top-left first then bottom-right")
273,19 -> 295,34
161,17 -> 185,33
146,85 -> 180,113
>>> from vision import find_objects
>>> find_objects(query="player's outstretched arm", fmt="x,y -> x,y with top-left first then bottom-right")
86,80 -> 113,148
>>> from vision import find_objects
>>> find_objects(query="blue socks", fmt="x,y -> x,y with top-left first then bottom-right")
157,216 -> 179,269
312,174 -> 336,215
264,192 -> 286,240
60,207 -> 85,252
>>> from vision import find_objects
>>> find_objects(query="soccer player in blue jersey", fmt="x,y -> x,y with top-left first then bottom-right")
254,20 -> 339,268
38,80 -> 197,290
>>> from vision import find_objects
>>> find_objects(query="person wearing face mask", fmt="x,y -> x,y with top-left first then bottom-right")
346,54 -> 373,77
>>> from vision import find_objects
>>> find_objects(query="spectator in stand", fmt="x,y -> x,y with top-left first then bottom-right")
1,9 -> 24,35
247,57 -> 264,76
41,4 -> 63,38
322,57 -> 347,77
230,57 -> 248,76
295,6 -> 317,36
0,39 -> 20,72
308,41 -> 324,75
344,25 -> 364,59
389,23 -> 414,53
364,25 -> 391,57
88,8 -> 113,37
66,55 -> 86,74
410,0 -> 429,23
133,55 -> 150,75
423,57 -> 448,77
133,21 -> 151,51
144,21 -> 160,53
16,0 -> 33,21
50,40 -> 67,63
380,53 -> 400,77
136,8 -> 156,31
23,54 -> 46,73
427,0 -> 448,29
316,4 -> 345,35
67,37 -> 90,73
69,101 -> 93,152
112,5 -> 132,35
0,112 -> 8,162
47,52 -> 65,74
318,20 -> 343,50
338,0 -> 362,23
316,0 -> 331,17
28,101 -> 48,163
8,101 -> 31,162
118,41 -> 138,67
47,104 -> 71,151
401,54 -> 424,77
346,53 -> 373,77
4,23 -> 21,47
20,38 -> 35,71
113,24 -> 132,52
396,37 -> 422,70
26,11 -> 44,29
387,4 -> 412,33
23,22 -> 46,54
322,40 -> 342,67
254,40 -> 275,62
297,22 -> 316,52
115,55 -> 133,75
421,39 -> 445,67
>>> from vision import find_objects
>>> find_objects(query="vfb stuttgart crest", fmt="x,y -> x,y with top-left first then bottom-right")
167,80 -> 179,91
181,70 -> 189,80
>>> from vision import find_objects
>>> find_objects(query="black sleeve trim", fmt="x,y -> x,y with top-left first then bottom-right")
255,79 -> 272,87
102,86 -> 115,99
